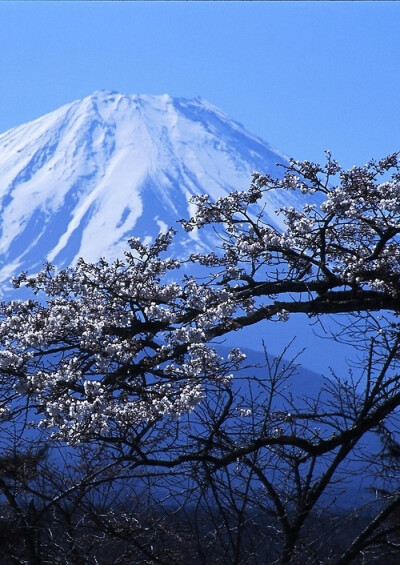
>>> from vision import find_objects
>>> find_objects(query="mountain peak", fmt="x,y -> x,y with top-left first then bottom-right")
0,91 -> 296,291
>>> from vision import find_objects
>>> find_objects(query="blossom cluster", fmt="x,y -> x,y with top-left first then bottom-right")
0,230 -> 248,443
183,152 -> 400,297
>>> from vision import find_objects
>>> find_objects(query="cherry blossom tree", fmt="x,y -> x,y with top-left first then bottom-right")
0,152 -> 400,562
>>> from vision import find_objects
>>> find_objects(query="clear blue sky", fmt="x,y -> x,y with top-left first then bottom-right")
0,1 -> 399,169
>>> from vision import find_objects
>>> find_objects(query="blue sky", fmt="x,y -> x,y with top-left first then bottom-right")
0,2 -> 399,169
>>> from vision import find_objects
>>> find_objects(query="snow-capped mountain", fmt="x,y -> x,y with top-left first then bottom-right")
0,93 -> 381,507
0,90 -> 302,289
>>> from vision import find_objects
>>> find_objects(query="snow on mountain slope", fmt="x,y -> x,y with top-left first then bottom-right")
0,90 -> 304,289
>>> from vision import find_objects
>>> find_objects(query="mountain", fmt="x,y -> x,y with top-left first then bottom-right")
0,90 -> 356,376
0,90 -> 304,290
0,92 -> 381,507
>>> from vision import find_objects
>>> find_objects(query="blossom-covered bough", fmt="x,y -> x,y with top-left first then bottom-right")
1,153 -> 400,562
183,151 -> 400,315
1,153 -> 400,446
